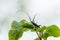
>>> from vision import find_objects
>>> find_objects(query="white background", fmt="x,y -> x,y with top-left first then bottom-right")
0,0 -> 60,40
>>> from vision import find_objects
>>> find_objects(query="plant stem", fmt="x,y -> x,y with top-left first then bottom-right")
36,31 -> 42,40
34,26 -> 42,40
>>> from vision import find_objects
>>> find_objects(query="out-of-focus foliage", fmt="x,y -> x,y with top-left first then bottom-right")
46,25 -> 60,37
34,38 -> 40,40
37,26 -> 46,32
8,19 -> 33,40
8,19 -> 60,40
37,25 -> 60,40
20,19 -> 33,29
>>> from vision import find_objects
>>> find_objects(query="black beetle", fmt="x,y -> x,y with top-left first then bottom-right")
25,11 -> 41,28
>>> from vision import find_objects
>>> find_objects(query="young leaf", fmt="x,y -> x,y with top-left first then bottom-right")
8,20 -> 33,40
8,20 -> 25,40
32,25 -> 60,40
37,26 -> 46,32
46,25 -> 60,37
34,38 -> 40,40
42,31 -> 50,40
20,19 -> 33,29
8,29 -> 23,40
11,21 -> 22,30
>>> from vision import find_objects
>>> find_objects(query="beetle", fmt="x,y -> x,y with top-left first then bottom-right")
24,11 -> 41,28
24,11 -> 42,40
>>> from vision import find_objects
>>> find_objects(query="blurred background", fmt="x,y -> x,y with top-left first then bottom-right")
0,0 -> 60,40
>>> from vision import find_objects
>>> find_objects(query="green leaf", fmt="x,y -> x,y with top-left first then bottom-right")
43,38 -> 47,40
8,20 -> 24,40
46,25 -> 60,37
8,29 -> 23,40
20,19 -> 33,29
9,19 -> 60,40
11,21 -> 22,31
42,31 -> 50,39
37,26 -> 46,32
41,25 -> 60,40
8,20 -> 33,40
42,25 -> 60,40
34,38 -> 40,40
31,29 -> 36,32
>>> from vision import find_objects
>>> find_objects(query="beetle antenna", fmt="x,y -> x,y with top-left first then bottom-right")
24,11 -> 31,21
32,13 -> 37,22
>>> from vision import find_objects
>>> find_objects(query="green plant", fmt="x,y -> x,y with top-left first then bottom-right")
8,19 -> 60,40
